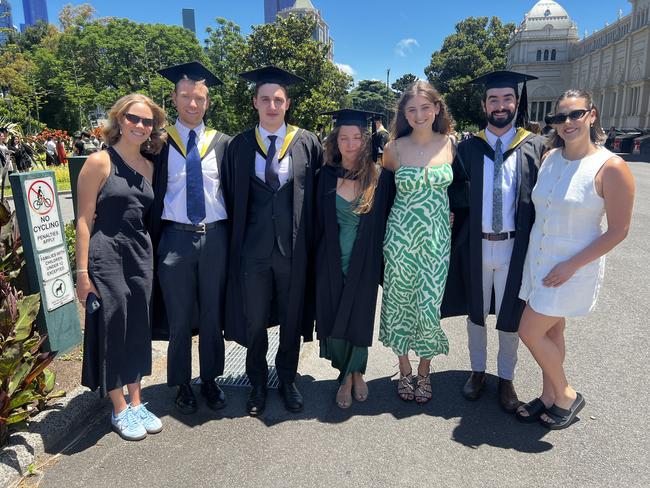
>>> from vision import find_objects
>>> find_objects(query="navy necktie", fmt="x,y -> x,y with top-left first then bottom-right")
186,129 -> 205,225
265,135 -> 280,191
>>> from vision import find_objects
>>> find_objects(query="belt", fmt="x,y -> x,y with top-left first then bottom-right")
482,231 -> 516,241
164,220 -> 225,234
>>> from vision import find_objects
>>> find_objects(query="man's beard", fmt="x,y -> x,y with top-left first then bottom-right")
487,109 -> 515,128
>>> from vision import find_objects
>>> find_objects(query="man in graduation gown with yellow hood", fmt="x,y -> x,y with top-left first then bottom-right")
222,66 -> 322,416
442,71 -> 546,413
150,62 -> 230,415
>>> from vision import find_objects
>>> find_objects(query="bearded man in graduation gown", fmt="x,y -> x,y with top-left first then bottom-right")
150,62 -> 231,414
442,71 -> 546,413
222,66 -> 322,416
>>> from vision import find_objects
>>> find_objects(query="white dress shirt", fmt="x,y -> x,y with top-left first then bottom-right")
161,119 -> 227,224
255,123 -> 292,187
482,126 -> 517,233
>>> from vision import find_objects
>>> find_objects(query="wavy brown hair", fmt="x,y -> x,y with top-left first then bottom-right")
324,125 -> 378,215
547,89 -> 606,149
390,80 -> 453,139
103,94 -> 167,155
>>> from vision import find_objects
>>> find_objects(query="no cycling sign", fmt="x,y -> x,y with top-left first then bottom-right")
24,177 -> 64,252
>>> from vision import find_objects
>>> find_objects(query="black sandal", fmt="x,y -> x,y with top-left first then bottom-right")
539,393 -> 585,430
516,398 -> 547,423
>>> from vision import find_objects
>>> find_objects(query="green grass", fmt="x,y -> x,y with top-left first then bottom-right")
3,165 -> 72,197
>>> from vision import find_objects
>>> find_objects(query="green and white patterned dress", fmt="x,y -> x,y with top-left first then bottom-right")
380,163 -> 453,359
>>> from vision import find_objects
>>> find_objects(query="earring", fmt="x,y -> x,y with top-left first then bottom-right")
119,127 -> 123,135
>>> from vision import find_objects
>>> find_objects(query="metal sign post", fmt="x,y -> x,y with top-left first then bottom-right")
10,170 -> 81,353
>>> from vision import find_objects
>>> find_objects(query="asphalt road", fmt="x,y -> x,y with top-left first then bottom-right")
32,162 -> 650,488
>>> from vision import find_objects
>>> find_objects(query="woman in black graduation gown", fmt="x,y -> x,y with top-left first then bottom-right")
315,109 -> 395,408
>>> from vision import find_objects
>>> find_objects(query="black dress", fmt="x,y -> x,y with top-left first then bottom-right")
81,147 -> 154,397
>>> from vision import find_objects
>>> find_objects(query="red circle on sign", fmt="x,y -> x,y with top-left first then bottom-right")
27,179 -> 56,216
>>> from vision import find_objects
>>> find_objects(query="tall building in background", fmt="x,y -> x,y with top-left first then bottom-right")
0,0 -> 14,44
182,8 -> 196,34
508,0 -> 650,129
22,0 -> 48,27
276,0 -> 333,60
264,0 -> 295,23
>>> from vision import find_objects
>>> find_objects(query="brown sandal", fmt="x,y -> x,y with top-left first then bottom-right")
398,372 -> 415,401
414,373 -> 432,405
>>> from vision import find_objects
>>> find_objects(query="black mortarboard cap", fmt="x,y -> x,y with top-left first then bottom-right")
238,66 -> 305,87
471,70 -> 538,128
321,109 -> 380,128
158,61 -> 223,87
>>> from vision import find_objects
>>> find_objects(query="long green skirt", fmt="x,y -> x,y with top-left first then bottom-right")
319,337 -> 368,385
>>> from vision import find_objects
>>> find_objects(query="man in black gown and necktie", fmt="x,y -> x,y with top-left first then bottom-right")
222,66 -> 322,416
151,62 -> 231,414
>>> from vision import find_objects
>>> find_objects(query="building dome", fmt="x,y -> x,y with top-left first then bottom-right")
521,1 -> 573,31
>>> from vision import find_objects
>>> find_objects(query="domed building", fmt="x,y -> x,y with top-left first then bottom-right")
507,0 -> 650,130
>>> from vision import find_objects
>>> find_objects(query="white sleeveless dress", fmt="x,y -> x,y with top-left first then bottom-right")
519,146 -> 612,317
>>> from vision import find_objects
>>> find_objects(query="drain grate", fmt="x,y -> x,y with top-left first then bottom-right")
214,328 -> 282,389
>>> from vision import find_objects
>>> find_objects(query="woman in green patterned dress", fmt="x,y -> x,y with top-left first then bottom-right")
380,81 -> 454,404
315,109 -> 395,409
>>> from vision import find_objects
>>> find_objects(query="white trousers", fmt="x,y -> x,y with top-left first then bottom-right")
466,238 -> 519,380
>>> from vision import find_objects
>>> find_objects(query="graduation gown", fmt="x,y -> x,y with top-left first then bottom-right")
441,128 -> 545,332
149,127 -> 231,340
314,166 -> 396,347
222,126 -> 322,348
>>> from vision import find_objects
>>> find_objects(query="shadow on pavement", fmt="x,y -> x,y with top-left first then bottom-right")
49,369 -> 554,457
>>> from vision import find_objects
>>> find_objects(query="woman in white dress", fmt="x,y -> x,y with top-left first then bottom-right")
517,90 -> 635,429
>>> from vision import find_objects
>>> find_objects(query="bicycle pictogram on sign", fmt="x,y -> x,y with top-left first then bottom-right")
27,180 -> 55,216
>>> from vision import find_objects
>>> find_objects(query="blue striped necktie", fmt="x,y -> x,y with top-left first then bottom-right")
492,138 -> 503,234
186,129 -> 205,224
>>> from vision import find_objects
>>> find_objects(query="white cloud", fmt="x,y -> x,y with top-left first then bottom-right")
394,38 -> 420,57
335,63 -> 356,76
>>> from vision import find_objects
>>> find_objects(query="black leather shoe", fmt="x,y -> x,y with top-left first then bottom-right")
462,371 -> 486,401
247,385 -> 267,417
176,384 -> 197,414
498,378 -> 521,413
279,382 -> 304,413
201,379 -> 226,410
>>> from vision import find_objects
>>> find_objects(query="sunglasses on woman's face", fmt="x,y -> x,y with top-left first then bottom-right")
124,113 -> 155,128
547,109 -> 591,125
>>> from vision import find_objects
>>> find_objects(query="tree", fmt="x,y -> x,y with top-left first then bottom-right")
392,73 -> 417,94
424,16 -> 515,129
58,3 -> 96,31
347,80 -> 396,121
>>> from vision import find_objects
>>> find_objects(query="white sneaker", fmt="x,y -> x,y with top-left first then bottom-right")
111,407 -> 147,441
131,403 -> 163,434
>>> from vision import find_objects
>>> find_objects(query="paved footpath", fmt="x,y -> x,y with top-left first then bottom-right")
23,163 -> 650,488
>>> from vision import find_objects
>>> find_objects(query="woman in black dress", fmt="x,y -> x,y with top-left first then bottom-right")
76,94 -> 166,441
315,109 -> 395,408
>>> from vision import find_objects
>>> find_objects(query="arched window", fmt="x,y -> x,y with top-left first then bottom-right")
551,49 -> 557,60
544,49 -> 549,61
536,50 -> 542,61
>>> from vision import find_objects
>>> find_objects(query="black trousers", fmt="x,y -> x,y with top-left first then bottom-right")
158,222 -> 227,386
241,245 -> 300,388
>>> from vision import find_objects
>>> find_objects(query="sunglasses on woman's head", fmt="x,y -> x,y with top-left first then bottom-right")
547,109 -> 591,125
124,113 -> 155,127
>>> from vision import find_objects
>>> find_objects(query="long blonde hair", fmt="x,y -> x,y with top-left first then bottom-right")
323,125 -> 378,214
103,94 -> 167,155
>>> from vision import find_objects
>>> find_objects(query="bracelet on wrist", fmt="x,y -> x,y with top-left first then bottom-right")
76,269 -> 88,274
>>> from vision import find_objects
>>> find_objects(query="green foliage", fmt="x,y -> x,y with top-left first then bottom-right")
424,16 -> 515,129
392,73 -> 418,94
64,223 -> 76,274
0,287 -> 64,447
347,80 -> 397,121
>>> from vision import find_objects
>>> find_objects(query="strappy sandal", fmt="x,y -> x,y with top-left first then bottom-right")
539,393 -> 585,430
414,373 -> 432,405
336,384 -> 353,409
352,375 -> 369,402
397,372 -> 414,401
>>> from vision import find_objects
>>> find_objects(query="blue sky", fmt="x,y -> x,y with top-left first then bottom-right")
13,0 -> 632,84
